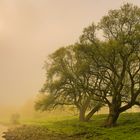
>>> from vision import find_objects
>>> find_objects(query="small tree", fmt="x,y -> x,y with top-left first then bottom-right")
10,113 -> 20,125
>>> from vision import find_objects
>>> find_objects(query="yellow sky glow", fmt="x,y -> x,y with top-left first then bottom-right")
0,0 -> 140,106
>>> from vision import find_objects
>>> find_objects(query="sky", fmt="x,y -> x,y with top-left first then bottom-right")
0,0 -> 140,106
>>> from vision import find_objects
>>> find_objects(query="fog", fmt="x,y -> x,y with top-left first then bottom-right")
0,0 -> 140,118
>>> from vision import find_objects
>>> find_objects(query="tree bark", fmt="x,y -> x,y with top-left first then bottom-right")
78,97 -> 90,122
104,107 -> 120,127
79,108 -> 86,121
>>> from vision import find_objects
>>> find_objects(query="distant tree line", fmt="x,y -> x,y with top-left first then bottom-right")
35,3 -> 140,127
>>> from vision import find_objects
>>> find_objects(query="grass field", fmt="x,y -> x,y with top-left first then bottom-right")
2,112 -> 140,140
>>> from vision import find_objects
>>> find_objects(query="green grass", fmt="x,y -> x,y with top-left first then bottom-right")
3,112 -> 140,140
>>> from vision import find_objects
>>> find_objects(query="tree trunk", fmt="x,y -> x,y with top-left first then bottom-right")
78,97 -> 90,122
79,109 -> 86,121
104,107 -> 120,127
85,104 -> 102,121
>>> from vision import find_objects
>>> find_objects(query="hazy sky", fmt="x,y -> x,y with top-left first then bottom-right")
0,0 -> 140,106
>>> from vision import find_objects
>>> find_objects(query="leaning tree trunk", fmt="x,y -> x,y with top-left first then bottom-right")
85,104 -> 102,121
104,107 -> 120,127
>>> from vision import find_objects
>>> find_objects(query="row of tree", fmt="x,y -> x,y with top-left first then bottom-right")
35,3 -> 140,127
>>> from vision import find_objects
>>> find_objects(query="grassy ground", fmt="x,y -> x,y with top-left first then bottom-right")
3,112 -> 140,140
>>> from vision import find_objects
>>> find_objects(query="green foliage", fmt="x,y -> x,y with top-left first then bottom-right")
35,94 -> 56,111
99,3 -> 140,43
79,23 -> 98,44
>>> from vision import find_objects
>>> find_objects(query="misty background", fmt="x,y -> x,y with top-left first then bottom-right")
0,0 -> 140,113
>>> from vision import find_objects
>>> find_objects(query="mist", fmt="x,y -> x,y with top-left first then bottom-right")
0,0 -> 140,121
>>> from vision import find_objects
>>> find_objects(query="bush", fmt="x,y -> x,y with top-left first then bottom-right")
3,125 -> 81,140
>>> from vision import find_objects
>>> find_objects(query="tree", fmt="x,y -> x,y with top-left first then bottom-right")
36,45 -> 102,121
92,3 -> 140,127
77,3 -> 140,127
10,113 -> 20,124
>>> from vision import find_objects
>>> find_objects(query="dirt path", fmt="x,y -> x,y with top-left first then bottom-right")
0,125 -> 8,140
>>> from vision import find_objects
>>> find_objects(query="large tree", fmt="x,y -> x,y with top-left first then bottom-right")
77,3 -> 140,127
98,3 -> 140,127
36,45 -> 102,121
88,3 -> 140,127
